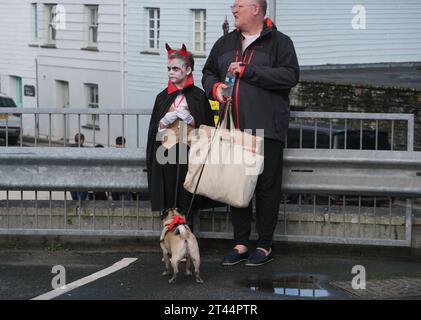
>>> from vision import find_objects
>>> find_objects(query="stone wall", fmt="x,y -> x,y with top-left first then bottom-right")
291,81 -> 421,151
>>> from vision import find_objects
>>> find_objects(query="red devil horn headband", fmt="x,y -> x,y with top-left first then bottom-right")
166,43 -> 190,58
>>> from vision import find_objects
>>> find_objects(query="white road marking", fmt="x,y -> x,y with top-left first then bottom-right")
32,258 -> 138,300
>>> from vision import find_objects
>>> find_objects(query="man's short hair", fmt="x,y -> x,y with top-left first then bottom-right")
255,0 -> 267,16
116,136 -> 126,146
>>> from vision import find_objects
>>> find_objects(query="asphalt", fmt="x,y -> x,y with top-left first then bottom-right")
1,239 -> 421,301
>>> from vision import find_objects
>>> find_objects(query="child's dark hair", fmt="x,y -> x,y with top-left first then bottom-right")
168,52 -> 195,72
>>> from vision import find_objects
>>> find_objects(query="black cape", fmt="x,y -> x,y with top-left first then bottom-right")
146,84 -> 216,212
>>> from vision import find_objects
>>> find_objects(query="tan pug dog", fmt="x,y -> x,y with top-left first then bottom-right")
160,208 -> 203,284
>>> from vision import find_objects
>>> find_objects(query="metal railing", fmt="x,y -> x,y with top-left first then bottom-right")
1,109 -> 414,151
288,111 -> 414,151
200,149 -> 417,247
0,108 -> 152,148
0,109 -> 417,247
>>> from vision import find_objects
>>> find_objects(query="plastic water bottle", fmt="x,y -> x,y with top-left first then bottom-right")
223,72 -> 235,98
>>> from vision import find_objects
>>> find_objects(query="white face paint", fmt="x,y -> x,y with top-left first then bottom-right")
167,58 -> 191,88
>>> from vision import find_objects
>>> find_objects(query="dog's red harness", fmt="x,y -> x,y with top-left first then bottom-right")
168,215 -> 187,232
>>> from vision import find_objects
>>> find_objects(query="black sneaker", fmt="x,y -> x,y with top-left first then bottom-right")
245,249 -> 274,266
221,249 -> 249,266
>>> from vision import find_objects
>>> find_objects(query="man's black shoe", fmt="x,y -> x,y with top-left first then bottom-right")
221,249 -> 249,266
245,249 -> 274,266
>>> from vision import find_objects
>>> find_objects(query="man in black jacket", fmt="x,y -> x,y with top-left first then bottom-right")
202,0 -> 299,266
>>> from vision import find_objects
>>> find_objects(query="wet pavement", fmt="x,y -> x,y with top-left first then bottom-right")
1,240 -> 421,301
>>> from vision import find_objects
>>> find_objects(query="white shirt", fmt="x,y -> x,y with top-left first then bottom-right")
242,33 -> 260,53
172,94 -> 188,111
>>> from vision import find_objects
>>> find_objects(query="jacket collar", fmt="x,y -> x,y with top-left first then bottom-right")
264,17 -> 274,29
235,17 -> 276,38
167,74 -> 194,95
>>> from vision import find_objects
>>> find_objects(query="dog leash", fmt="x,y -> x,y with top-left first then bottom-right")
173,119 -> 186,209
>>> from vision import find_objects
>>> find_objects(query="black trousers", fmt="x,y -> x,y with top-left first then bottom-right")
161,143 -> 198,230
161,143 -> 192,213
230,138 -> 284,250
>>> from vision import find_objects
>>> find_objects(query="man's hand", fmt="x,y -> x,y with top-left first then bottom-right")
216,83 -> 229,104
215,62 -> 245,103
228,62 -> 244,76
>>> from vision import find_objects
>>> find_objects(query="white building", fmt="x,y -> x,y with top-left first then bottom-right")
0,0 -> 39,109
128,0 -> 421,107
128,0 -> 238,111
0,0 -> 128,146
277,0 -> 421,66
2,1 -> 420,146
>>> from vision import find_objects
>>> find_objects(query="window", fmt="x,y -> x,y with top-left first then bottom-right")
85,84 -> 99,128
192,10 -> 206,54
46,4 -> 57,45
86,5 -> 98,48
31,3 -> 38,43
146,8 -> 160,51
42,4 -> 65,47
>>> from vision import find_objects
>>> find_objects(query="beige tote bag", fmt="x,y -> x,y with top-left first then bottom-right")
183,103 -> 264,208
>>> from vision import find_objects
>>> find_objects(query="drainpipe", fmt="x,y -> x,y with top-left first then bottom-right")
120,0 -> 126,110
35,57 -> 39,109
268,0 -> 276,23
35,57 -> 40,135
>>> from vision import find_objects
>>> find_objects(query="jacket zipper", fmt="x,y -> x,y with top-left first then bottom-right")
234,47 -> 254,129
232,21 -> 271,128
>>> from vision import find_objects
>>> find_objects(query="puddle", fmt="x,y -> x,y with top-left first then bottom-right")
237,275 -> 330,298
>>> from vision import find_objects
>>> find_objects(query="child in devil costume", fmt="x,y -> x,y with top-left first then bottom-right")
146,44 -> 215,217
